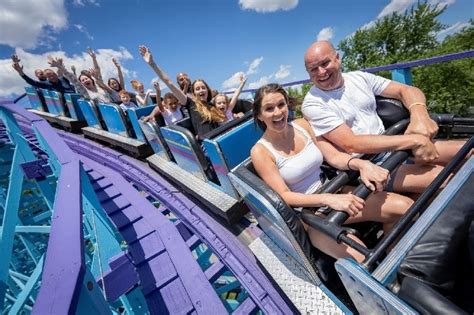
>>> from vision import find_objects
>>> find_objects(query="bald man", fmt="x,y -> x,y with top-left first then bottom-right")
301,40 -> 464,194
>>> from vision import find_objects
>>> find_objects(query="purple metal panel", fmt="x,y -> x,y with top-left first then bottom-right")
97,253 -> 139,302
129,231 -> 165,265
204,260 -> 225,283
233,297 -> 258,315
108,204 -> 142,229
159,279 -> 195,314
33,161 -> 84,314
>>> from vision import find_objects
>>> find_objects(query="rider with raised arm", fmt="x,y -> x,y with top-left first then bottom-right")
139,45 -> 224,139
214,74 -> 248,124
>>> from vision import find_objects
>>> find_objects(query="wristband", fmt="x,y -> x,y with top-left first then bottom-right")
347,157 -> 357,171
408,102 -> 426,111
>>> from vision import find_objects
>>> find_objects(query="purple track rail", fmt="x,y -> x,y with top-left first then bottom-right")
58,129 -> 297,314
5,102 -> 297,314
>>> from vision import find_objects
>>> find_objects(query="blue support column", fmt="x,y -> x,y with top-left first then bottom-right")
0,149 -> 25,310
8,256 -> 44,314
391,68 -> 413,85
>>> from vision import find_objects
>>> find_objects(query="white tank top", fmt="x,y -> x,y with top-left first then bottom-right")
258,123 -> 324,194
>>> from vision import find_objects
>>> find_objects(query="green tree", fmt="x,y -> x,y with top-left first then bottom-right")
414,20 -> 474,115
339,3 -> 446,70
287,83 -> 312,118
338,3 -> 473,115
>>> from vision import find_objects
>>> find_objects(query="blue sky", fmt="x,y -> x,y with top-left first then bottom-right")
0,0 -> 472,98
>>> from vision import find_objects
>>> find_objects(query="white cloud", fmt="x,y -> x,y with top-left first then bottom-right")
317,27 -> 334,41
74,24 -> 94,41
239,0 -> 298,13
0,47 -> 134,97
248,74 -> 273,89
72,0 -> 100,6
275,65 -> 291,79
246,56 -> 263,75
437,21 -> 469,39
377,0 -> 416,19
352,0 -> 456,36
428,0 -> 456,9
150,77 -> 169,93
222,71 -> 245,90
0,0 -> 67,49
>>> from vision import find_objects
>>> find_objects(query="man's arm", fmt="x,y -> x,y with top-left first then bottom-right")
322,123 -> 439,163
380,81 -> 438,138
20,73 -> 51,89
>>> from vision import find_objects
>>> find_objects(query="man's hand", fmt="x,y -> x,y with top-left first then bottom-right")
11,54 -> 24,74
411,135 -> 439,163
139,45 -> 154,64
12,61 -> 23,74
405,114 -> 438,139
47,56 -> 64,68
87,47 -> 97,59
11,54 -> 21,64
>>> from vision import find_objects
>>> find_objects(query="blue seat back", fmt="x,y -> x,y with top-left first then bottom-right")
77,99 -> 102,129
202,118 -> 263,197
41,89 -> 65,116
64,93 -> 85,120
97,103 -> 129,137
127,105 -> 155,141
138,119 -> 174,161
160,124 -> 208,181
24,86 -> 46,111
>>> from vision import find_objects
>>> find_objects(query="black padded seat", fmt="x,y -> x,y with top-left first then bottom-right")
397,172 -> 474,313
375,96 -> 409,129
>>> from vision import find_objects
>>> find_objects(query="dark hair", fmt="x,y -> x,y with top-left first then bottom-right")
252,83 -> 289,131
78,73 -> 96,87
108,77 -> 122,91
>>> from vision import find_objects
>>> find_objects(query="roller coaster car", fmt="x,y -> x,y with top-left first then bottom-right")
77,99 -> 154,158
25,87 -> 87,132
140,111 -> 263,224
229,98 -> 474,313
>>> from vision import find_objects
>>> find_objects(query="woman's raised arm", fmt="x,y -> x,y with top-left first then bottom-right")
139,45 -> 187,105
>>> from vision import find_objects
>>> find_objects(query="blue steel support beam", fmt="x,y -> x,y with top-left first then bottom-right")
0,149 -> 26,310
8,256 -> 44,314
391,68 -> 413,85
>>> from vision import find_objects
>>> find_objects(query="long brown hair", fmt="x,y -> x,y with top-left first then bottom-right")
192,79 -> 225,123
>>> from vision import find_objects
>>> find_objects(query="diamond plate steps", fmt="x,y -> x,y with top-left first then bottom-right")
147,154 -> 246,224
58,129 -> 298,314
249,234 -> 345,314
82,160 -> 228,314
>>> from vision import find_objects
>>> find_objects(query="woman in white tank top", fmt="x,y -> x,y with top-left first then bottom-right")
250,84 -> 414,263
